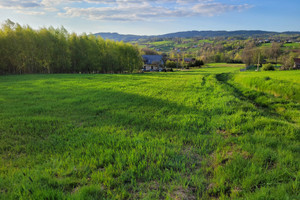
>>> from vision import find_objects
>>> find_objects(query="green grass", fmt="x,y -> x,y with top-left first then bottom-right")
138,39 -> 215,53
232,71 -> 300,102
283,43 -> 300,48
0,65 -> 299,199
197,40 -> 213,44
139,41 -> 176,52
206,63 -> 245,69
260,42 -> 300,48
261,43 -> 272,47
149,41 -> 175,46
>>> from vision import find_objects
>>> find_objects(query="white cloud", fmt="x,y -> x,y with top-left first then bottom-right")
192,3 -> 252,17
59,3 -> 184,21
0,0 -> 45,15
16,10 -> 45,15
59,1 -> 252,21
0,0 -> 40,9
0,0 -> 252,20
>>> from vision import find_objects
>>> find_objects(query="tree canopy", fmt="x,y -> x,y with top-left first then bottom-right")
0,20 -> 143,74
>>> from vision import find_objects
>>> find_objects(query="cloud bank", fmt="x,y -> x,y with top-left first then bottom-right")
0,0 -> 252,21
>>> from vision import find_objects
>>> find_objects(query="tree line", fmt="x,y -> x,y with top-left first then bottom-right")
0,20 -> 143,75
195,39 -> 299,69
241,41 -> 298,69
140,36 -> 300,69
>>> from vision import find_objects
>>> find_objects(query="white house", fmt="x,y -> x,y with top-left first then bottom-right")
142,55 -> 164,71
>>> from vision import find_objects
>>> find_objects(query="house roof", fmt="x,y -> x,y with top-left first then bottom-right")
184,58 -> 195,62
294,58 -> 300,64
167,58 -> 177,62
166,58 -> 195,62
142,55 -> 164,65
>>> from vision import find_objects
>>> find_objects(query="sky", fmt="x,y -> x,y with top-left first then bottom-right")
0,0 -> 299,35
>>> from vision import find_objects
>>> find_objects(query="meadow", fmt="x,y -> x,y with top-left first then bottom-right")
138,39 -> 214,53
0,65 -> 299,199
261,42 -> 300,49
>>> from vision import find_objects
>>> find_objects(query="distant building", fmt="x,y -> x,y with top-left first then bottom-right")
166,58 -> 195,64
293,58 -> 300,69
142,55 -> 164,71
183,58 -> 196,63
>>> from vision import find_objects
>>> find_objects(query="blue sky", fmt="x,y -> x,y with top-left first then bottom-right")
0,0 -> 299,35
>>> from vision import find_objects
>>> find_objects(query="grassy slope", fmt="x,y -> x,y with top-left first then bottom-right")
0,66 -> 299,199
138,39 -> 214,53
139,39 -> 299,54
232,71 -> 300,103
283,43 -> 300,48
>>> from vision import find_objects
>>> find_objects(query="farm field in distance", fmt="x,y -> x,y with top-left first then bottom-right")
0,64 -> 299,199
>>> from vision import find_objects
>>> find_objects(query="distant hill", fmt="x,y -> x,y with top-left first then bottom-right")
94,30 -> 300,42
94,32 -> 147,42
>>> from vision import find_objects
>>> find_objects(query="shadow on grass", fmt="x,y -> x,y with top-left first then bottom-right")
216,73 -> 300,124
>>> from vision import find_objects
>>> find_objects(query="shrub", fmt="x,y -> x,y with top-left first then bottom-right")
187,59 -> 204,68
166,60 -> 177,68
262,63 -> 275,71
194,59 -> 204,67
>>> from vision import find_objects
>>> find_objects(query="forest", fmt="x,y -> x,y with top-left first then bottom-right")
0,20 -> 143,75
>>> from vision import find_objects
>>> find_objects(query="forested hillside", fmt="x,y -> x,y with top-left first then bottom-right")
138,37 -> 300,69
0,20 -> 143,75
94,31 -> 300,42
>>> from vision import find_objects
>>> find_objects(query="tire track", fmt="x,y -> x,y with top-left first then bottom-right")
215,73 -> 299,125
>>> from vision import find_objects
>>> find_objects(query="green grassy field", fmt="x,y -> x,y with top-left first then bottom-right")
232,71 -> 300,102
283,43 -> 300,49
138,39 -> 215,53
0,65 -> 299,199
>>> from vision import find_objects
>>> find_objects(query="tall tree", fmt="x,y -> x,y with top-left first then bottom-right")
268,42 -> 282,66
0,20 -> 143,74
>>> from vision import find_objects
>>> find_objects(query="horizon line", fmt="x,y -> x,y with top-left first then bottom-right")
93,30 -> 300,37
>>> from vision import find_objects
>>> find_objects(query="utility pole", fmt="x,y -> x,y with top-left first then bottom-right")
257,51 -> 260,72
176,49 -> 180,70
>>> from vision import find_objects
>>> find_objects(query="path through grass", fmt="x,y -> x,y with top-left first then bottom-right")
0,66 -> 299,199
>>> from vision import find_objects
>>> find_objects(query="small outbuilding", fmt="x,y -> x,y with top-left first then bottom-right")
183,58 -> 196,63
294,58 -> 300,69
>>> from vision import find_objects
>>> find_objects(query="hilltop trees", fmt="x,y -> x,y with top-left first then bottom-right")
280,52 -> 296,70
141,48 -> 159,55
266,42 -> 282,66
239,40 -> 300,69
0,20 -> 143,74
241,42 -> 256,66
241,41 -> 285,68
